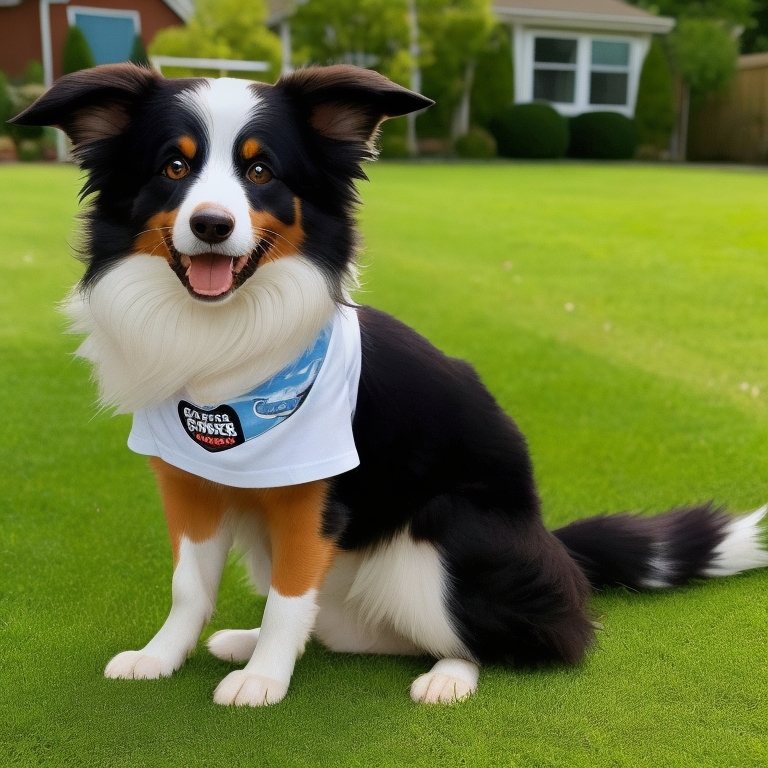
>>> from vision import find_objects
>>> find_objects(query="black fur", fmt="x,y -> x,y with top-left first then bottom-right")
554,504 -> 731,590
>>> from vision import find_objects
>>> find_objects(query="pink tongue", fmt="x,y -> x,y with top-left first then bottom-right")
187,254 -> 234,296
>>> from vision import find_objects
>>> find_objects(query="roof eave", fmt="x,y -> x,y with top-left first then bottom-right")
494,7 -> 675,35
163,0 -> 194,23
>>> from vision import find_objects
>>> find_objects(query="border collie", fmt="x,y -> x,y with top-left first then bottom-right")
12,63 -> 768,706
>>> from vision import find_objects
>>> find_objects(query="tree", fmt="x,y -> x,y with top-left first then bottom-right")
291,0 -> 494,152
62,25 -> 96,75
470,24 -> 514,131
629,0 -> 743,159
291,0 -> 411,83
411,0 -> 494,141
668,18 -> 738,157
741,0 -> 768,52
149,0 -> 282,80
631,0 -> 753,26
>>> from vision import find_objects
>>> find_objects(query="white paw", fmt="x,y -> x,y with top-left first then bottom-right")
207,628 -> 260,662
213,670 -> 289,707
104,650 -> 178,680
410,672 -> 476,704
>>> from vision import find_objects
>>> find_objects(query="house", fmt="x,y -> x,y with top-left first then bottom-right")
0,0 -> 193,84
266,0 -> 674,120
495,0 -> 674,118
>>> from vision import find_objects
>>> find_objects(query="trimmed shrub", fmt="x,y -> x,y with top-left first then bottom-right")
62,25 -> 95,75
0,72 -> 14,135
634,37 -> 675,154
17,138 -> 43,161
8,83 -> 46,143
568,111 -> 639,160
22,60 -> 45,85
378,118 -> 411,159
129,34 -> 151,67
379,135 -> 410,159
488,102 -> 569,159
454,127 -> 497,159
471,24 -> 514,131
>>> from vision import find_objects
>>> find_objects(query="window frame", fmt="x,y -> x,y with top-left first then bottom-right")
513,28 -> 650,118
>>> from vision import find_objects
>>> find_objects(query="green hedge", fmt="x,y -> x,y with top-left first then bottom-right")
634,37 -> 675,153
471,24 -> 514,131
0,72 -> 13,135
488,102 -> 569,159
568,111 -> 638,160
62,25 -> 95,75
454,127 -> 497,159
129,34 -> 150,67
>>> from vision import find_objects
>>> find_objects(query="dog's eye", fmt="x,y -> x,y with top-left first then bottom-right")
163,158 -> 190,180
246,163 -> 273,185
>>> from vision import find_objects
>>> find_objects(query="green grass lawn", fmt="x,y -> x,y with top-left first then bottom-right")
2,161 -> 768,767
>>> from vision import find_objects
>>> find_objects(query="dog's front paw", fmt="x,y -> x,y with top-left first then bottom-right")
207,628 -> 260,662
104,650 -> 178,680
213,670 -> 288,706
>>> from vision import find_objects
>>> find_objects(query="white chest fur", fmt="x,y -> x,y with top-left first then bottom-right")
64,255 -> 337,413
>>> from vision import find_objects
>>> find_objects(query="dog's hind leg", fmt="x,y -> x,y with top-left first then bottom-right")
105,459 -> 232,679
207,628 -> 261,662
410,658 -> 480,704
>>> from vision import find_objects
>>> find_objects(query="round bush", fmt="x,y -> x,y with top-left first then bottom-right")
454,127 -> 497,159
62,25 -> 95,75
488,103 -> 569,159
378,135 -> 410,159
0,72 -> 13,134
568,111 -> 639,160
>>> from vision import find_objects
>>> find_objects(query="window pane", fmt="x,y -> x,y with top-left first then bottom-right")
73,15 -> 136,65
534,37 -> 577,65
591,41 -> 629,67
589,72 -> 628,105
533,69 -> 575,103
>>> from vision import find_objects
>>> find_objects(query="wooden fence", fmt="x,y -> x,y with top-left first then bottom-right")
689,53 -> 768,163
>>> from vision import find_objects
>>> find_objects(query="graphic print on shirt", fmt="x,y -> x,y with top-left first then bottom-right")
177,323 -> 332,453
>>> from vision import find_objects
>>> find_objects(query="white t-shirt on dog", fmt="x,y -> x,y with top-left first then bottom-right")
128,306 -> 361,488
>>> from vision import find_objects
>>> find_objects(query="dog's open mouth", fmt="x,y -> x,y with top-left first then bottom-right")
167,238 -> 271,300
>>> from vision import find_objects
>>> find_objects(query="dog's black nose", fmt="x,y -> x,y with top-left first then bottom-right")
190,207 -> 235,244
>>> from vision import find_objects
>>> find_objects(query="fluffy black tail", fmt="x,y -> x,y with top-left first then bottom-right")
553,503 -> 768,591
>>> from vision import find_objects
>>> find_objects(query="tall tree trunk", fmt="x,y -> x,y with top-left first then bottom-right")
406,0 -> 421,156
678,80 -> 691,161
451,59 -> 476,141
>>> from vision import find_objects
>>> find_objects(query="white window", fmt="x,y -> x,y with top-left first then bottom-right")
513,29 -> 650,118
532,37 -> 577,104
589,40 -> 630,106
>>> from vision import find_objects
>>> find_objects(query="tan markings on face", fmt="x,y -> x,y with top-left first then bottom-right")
133,211 -> 177,261
241,138 -> 261,160
150,459 -> 338,595
250,197 -> 305,263
178,135 -> 197,159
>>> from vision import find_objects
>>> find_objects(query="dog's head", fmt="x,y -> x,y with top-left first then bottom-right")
12,64 -> 431,303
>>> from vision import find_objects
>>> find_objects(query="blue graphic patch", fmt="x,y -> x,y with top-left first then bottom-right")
178,323 -> 332,453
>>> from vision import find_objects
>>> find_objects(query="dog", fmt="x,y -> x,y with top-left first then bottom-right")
12,63 -> 768,706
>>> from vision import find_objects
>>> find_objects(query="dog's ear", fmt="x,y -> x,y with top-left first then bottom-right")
276,65 -> 433,144
9,63 -> 160,151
